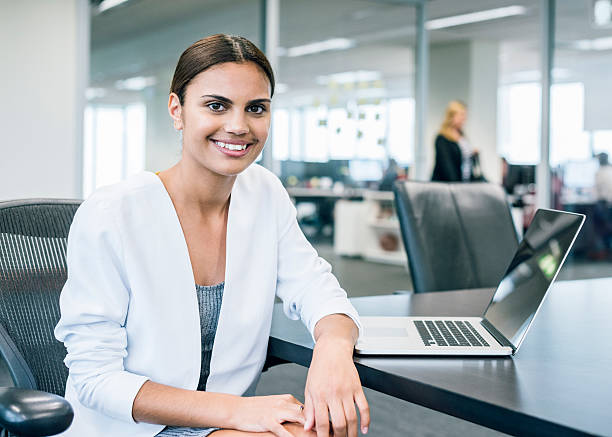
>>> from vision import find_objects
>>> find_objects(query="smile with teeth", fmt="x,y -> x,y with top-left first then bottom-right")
213,140 -> 250,151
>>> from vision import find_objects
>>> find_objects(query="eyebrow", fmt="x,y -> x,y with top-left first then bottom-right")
200,94 -> 271,105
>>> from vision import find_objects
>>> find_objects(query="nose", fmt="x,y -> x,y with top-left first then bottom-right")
224,110 -> 249,136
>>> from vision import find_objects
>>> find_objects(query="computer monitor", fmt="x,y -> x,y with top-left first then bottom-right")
504,164 -> 536,194
563,159 -> 599,189
280,160 -> 350,184
348,160 -> 383,182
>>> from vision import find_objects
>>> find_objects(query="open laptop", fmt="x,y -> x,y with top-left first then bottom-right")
355,209 -> 585,356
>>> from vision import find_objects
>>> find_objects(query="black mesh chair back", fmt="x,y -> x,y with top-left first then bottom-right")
394,181 -> 518,293
0,199 -> 81,397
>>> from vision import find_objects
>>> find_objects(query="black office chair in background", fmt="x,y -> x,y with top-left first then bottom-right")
394,181 -> 518,293
0,199 -> 81,436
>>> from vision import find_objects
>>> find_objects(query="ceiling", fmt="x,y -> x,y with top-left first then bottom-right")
88,0 -> 612,102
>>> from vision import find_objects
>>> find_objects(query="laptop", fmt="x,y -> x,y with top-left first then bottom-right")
355,208 -> 585,356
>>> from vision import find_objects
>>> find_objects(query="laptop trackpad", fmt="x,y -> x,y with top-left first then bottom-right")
365,327 -> 408,337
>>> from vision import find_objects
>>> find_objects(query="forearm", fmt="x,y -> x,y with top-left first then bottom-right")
132,380 -> 240,428
313,313 -> 359,351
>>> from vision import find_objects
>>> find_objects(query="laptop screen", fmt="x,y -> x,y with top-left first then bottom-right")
482,209 -> 584,350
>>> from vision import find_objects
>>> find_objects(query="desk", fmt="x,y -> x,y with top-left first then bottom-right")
268,279 -> 612,436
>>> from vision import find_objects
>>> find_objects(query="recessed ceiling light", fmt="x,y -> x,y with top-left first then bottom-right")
316,71 -> 382,85
281,38 -> 356,57
593,0 -> 612,27
115,76 -> 157,91
97,0 -> 129,13
426,6 -> 527,30
85,88 -> 107,100
573,36 -> 612,50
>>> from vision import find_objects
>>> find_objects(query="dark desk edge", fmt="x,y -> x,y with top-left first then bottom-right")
267,337 -> 597,437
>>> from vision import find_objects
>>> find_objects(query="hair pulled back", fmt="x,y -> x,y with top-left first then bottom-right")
439,100 -> 467,142
170,34 -> 275,104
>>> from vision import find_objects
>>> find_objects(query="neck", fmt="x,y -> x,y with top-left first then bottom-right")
159,159 -> 236,217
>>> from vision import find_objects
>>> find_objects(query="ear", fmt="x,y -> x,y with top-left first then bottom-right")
168,93 -> 184,130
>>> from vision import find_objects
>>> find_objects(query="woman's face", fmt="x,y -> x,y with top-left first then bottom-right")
169,62 -> 271,177
452,108 -> 467,129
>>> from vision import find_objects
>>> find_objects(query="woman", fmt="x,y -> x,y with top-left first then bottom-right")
55,34 -> 369,437
431,100 -> 483,182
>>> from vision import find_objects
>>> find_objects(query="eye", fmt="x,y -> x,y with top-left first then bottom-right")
207,102 -> 226,112
247,104 -> 266,114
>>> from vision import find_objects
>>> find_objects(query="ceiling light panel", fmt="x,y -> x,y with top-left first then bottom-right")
426,6 -> 527,30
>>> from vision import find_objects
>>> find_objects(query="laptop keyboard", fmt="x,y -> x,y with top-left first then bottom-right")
413,320 -> 490,347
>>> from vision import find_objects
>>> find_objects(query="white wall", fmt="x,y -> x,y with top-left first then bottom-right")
0,0 -> 89,200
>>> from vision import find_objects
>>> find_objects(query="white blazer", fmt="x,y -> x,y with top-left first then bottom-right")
54,164 -> 361,437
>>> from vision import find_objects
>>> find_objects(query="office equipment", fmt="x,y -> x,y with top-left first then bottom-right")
268,278 -> 612,437
503,164 -> 536,194
356,209 -> 584,355
394,181 -> 518,293
0,199 -> 80,436
348,160 -> 383,183
563,159 -> 599,189
280,160 -> 350,185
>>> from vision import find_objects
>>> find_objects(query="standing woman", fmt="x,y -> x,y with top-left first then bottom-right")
431,100 -> 483,182
55,34 -> 369,437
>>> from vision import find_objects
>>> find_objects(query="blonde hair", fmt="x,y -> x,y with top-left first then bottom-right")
439,100 -> 466,142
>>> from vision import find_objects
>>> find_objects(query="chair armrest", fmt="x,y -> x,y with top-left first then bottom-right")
0,388 -> 73,436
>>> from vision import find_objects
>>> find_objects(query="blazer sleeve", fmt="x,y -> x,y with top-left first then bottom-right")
434,135 -> 461,182
54,199 -> 149,423
274,184 -> 362,340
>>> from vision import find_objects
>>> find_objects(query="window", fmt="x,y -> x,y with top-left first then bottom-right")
271,98 -> 415,165
498,82 -> 591,165
83,103 -> 146,197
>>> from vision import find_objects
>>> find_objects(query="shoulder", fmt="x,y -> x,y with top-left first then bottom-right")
237,163 -> 286,198
76,172 -> 161,223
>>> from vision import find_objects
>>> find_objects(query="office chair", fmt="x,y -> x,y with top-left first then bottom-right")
394,181 -> 518,293
0,199 -> 81,436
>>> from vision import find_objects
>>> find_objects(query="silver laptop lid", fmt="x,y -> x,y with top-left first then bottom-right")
482,209 -> 585,351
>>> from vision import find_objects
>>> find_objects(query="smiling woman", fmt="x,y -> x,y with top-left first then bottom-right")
54,34 -> 369,437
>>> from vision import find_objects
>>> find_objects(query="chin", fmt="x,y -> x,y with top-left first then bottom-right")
211,161 -> 254,177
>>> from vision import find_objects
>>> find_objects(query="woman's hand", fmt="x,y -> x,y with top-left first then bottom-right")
231,394 -> 306,437
303,315 -> 370,437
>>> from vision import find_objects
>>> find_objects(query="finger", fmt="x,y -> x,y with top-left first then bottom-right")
271,422 -> 295,437
342,398 -> 358,437
354,390 -> 370,434
286,403 -> 306,425
328,401 -> 347,437
304,393 -> 315,431
314,401 -> 330,437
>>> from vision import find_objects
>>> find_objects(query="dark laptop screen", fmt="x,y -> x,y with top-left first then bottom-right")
483,209 -> 584,349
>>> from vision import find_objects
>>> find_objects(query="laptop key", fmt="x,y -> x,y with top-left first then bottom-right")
435,321 -> 459,346
456,321 -> 482,346
425,320 -> 448,346
414,320 -> 434,346
464,321 -> 490,346
444,321 -> 471,346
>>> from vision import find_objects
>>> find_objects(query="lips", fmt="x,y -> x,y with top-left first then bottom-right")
211,139 -> 253,157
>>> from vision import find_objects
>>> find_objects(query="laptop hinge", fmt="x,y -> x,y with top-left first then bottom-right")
481,319 -> 516,354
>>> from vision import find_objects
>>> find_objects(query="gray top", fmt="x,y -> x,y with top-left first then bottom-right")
155,282 -> 224,436
195,282 -> 224,391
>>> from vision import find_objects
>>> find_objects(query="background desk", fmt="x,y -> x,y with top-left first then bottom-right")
268,279 -> 612,436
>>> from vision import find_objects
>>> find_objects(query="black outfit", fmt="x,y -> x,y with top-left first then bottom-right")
432,134 -> 463,182
431,134 -> 485,182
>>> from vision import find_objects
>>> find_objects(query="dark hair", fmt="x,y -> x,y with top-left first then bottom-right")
170,34 -> 275,104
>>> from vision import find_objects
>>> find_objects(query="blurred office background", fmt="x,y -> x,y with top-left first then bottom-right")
2,0 -> 612,435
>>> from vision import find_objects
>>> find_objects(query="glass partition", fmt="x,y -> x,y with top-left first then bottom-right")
552,0 -> 612,277
274,0 -> 417,188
